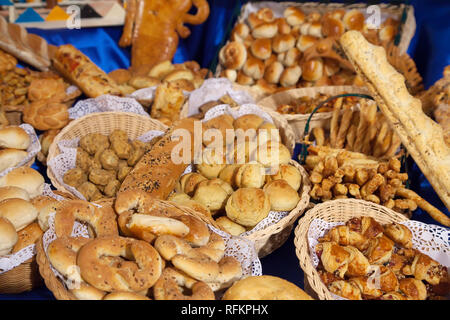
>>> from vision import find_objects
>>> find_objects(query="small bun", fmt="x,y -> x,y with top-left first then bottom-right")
0,167 -> 44,198
257,141 -> 291,168
233,114 -> 265,132
243,56 -> 265,80
299,23 -> 311,36
330,9 -> 346,21
0,186 -> 30,202
252,22 -> 278,39
179,172 -> 207,196
219,41 -> 247,70
218,164 -> 241,189
308,21 -> 323,38
343,9 -> 365,31
283,48 -> 302,67
275,18 -> 291,35
264,61 -> 284,84
272,34 -> 296,53
322,16 -> 345,37
296,35 -> 318,52
251,79 -> 278,97
203,114 -> 235,147
197,149 -> 226,179
0,126 -> 31,150
250,38 -> 272,60
193,182 -> 229,212
235,162 -> 266,188
306,12 -> 321,23
236,71 -> 255,86
223,275 -> 313,300
269,164 -> 302,191
280,65 -> 302,87
284,7 -> 305,26
301,58 -> 324,82
221,69 -> 237,82
215,216 -> 246,236
247,12 -> 264,30
256,8 -> 275,22
0,198 -> 38,231
225,188 -> 270,227
231,23 -> 250,42
0,217 -> 18,255
263,179 -> 300,211
0,149 -> 28,172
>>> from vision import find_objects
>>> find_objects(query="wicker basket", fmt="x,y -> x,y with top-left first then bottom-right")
46,111 -> 168,198
294,199 -> 408,300
258,86 -> 370,142
36,198 -> 232,300
247,159 -> 311,258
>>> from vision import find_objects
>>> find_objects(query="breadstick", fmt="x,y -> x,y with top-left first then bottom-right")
381,132 -> 402,159
396,187 -> 450,227
336,107 -> 354,149
360,173 -> 385,198
372,121 -> 389,157
329,97 -> 343,148
352,101 -> 370,152
312,127 -> 326,146
375,130 -> 393,158
345,124 -> 357,151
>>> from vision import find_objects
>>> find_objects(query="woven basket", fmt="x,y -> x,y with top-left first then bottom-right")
36,198 -> 228,300
46,111 -> 168,199
294,199 -> 408,300
246,159 -> 311,258
258,86 -> 370,142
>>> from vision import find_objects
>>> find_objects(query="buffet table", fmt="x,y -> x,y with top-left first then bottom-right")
0,0 -> 448,301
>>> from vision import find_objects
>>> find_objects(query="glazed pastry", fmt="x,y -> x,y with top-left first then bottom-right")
364,235 -> 394,265
316,242 -> 351,278
328,280 -> 362,300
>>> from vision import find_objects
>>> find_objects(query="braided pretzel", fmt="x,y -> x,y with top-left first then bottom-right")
153,267 -> 214,300
54,200 -> 118,238
77,236 -> 163,292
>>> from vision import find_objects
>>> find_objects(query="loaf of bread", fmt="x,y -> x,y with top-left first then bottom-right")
51,44 -> 120,98
340,31 -> 450,210
118,118 -> 196,199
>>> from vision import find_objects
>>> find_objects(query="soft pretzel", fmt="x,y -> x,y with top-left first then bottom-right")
77,236 -> 163,292
47,237 -> 106,300
54,200 -> 118,238
153,267 -> 215,300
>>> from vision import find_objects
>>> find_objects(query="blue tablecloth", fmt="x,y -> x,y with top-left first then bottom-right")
1,0 -> 449,300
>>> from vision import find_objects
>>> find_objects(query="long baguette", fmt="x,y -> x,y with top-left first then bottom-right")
340,31 -> 450,211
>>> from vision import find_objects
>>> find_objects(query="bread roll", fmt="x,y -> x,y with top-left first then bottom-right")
0,126 -> 30,150
257,141 -> 291,168
0,186 -> 30,204
301,58 -> 324,82
28,78 -> 66,102
284,7 -> 306,26
235,163 -> 265,188
322,16 -> 345,37
264,61 -> 284,84
192,183 -> 229,212
31,195 -> 61,231
225,188 -> 270,227
296,35 -> 318,52
308,21 -> 323,38
256,8 -> 275,23
272,34 -> 296,53
343,9 -> 365,31
11,222 -> 43,253
231,23 -> 250,42
250,38 -> 272,60
223,275 -> 313,300
23,100 -> 69,131
269,164 -> 302,191
0,149 -> 28,172
275,18 -> 291,35
283,48 -> 302,67
196,148 -> 226,179
252,22 -> 278,39
178,172 -> 207,196
215,216 -> 246,236
243,56 -> 265,80
0,167 -> 44,198
198,178 -> 233,196
218,164 -> 241,189
0,217 -> 18,255
280,66 -> 302,87
263,179 -> 300,211
236,71 -> 255,86
233,114 -> 265,132
221,69 -> 237,82
247,12 -> 264,30
0,198 -> 38,231
118,118 -> 196,200
219,41 -> 247,70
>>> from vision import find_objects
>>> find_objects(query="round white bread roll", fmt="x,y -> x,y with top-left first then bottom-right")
0,186 -> 30,202
252,22 -> 278,39
272,34 -> 296,53
322,16 -> 345,37
263,179 -> 300,211
0,126 -> 31,150
230,22 -> 250,42
308,21 -> 323,38
269,164 -> 302,191
296,35 -> 318,52
275,18 -> 291,35
192,183 -> 229,212
0,198 -> 38,231
219,41 -> 247,70
264,61 -> 284,84
257,141 -> 291,168
0,167 -> 45,198
250,38 -> 272,60
301,58 -> 324,82
299,22 -> 311,36
0,149 -> 28,172
279,65 -> 302,87
247,12 -> 264,30
242,56 -> 265,80
234,162 -> 266,189
225,188 -> 270,227
343,9 -> 365,31
236,71 -> 255,86
256,8 -> 275,22
283,47 -> 302,67
0,217 -> 18,255
283,7 -> 306,26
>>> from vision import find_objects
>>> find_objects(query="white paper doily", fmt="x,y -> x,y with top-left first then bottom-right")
0,184 -> 64,274
0,124 -> 41,179
69,94 -> 150,119
47,130 -> 165,200
188,78 -> 256,117
307,218 -> 450,300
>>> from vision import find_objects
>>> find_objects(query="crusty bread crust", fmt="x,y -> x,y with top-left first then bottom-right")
339,31 -> 450,210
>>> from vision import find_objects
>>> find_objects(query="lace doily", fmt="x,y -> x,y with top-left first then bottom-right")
307,218 -> 450,300
47,130 -> 165,201
188,78 -> 256,117
0,124 -> 41,179
0,184 -> 64,274
69,94 -> 149,119
41,203 -> 261,292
